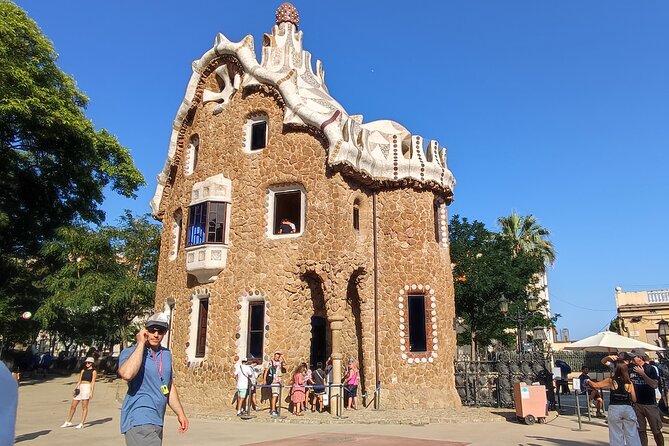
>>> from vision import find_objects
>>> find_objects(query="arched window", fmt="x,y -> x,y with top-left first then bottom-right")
169,210 -> 182,261
185,135 -> 199,175
353,199 -> 360,231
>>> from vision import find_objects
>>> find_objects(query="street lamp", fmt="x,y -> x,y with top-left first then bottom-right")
500,294 -> 541,353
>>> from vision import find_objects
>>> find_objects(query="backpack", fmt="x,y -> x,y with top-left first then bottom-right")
266,363 -> 276,385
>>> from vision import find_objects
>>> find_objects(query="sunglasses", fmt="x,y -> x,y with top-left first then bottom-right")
147,327 -> 167,335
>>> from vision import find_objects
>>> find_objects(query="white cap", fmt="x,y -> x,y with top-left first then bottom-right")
145,312 -> 169,330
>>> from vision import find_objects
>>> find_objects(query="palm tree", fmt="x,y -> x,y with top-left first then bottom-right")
498,211 -> 555,267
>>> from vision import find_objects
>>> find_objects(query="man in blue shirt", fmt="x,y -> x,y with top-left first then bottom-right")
118,313 -> 188,446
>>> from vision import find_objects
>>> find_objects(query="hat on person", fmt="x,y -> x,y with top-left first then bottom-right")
85,357 -> 95,363
274,350 -> 282,355
241,358 -> 248,363
145,312 -> 169,330
630,348 -> 648,360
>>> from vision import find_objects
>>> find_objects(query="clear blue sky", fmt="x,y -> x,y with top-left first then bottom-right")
15,1 -> 669,340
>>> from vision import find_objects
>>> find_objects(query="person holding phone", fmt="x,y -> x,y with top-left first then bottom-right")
118,313 -> 188,446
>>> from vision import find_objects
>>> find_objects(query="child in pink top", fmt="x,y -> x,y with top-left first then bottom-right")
290,364 -> 306,416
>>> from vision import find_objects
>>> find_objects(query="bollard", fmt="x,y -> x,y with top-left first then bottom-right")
575,389 -> 583,430
277,383 -> 283,417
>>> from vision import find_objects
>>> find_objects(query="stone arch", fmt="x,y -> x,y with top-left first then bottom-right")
302,271 -> 329,367
344,267 -> 367,396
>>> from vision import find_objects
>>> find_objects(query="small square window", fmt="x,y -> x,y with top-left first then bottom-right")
251,122 -> 267,150
267,186 -> 306,239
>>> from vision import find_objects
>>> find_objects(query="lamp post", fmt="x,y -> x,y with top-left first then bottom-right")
499,294 -> 539,353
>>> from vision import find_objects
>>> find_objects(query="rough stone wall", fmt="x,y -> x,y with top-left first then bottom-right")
154,58 -> 459,414
373,189 -> 460,409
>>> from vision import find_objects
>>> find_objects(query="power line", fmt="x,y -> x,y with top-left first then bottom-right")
549,293 -> 614,312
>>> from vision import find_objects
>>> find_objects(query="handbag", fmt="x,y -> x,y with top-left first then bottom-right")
74,388 -> 80,396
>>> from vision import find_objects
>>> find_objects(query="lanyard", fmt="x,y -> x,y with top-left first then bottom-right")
149,348 -> 163,382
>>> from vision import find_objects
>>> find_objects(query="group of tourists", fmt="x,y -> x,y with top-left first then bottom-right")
581,348 -> 665,446
234,351 -> 361,417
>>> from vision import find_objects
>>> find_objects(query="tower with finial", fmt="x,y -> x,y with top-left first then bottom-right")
150,3 -> 458,413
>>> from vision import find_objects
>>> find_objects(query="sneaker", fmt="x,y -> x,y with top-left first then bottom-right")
237,410 -> 243,416
75,423 -> 84,429
270,410 -> 278,417
60,421 -> 73,428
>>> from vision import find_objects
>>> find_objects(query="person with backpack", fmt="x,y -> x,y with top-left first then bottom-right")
309,362 -> 326,412
263,351 -> 286,416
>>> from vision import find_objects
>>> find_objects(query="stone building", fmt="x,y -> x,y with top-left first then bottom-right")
616,287 -> 669,348
150,3 -> 458,411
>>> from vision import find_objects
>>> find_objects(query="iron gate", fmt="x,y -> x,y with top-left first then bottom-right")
455,351 -> 552,407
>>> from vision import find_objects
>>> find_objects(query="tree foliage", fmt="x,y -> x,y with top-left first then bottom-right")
498,211 -> 555,267
0,2 -> 144,341
36,213 -> 160,349
450,215 -> 553,352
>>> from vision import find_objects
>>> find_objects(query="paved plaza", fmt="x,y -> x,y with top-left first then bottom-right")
15,375 -> 619,445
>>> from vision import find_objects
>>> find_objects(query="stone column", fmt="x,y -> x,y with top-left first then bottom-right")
329,317 -> 344,415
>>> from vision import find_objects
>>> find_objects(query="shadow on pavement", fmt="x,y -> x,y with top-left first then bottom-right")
87,417 -> 113,426
15,429 -> 51,443
526,436 -> 609,446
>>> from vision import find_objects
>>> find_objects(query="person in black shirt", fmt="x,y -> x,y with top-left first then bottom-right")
588,360 -> 641,446
60,357 -> 97,429
628,349 -> 664,446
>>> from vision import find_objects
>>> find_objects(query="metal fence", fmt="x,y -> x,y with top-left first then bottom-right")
455,351 -> 552,407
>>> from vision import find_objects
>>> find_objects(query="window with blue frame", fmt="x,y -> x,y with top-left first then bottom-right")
187,202 -> 228,247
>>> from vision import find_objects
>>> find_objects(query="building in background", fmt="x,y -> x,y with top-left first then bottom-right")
615,287 -> 669,347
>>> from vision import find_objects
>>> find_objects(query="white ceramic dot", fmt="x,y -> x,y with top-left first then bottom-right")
400,331 -> 405,337
398,296 -> 403,302
432,331 -> 438,337
400,317 -> 405,323
399,289 -> 405,295
434,345 -> 439,351
433,338 -> 438,344
418,284 -> 424,290
431,317 -> 437,322
425,285 -> 431,290
411,284 -> 417,290
421,357 -> 427,363
399,303 -> 404,309
400,345 -> 406,351
430,296 -> 436,302
432,323 -> 437,330
430,302 -> 436,308
399,324 -> 405,330
404,285 -> 410,291
402,353 -> 407,359
430,289 -> 435,295
432,352 -> 438,358
431,310 -> 436,316
428,357 -> 434,363
399,310 -> 405,316
407,358 -> 414,364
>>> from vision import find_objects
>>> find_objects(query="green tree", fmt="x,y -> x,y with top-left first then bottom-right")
497,211 -> 555,266
36,213 -> 160,351
0,2 -> 144,343
450,215 -> 551,353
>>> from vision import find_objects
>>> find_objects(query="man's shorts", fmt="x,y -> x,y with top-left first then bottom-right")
271,384 -> 280,396
634,404 -> 663,434
237,388 -> 248,398
314,386 -> 325,395
125,424 -> 163,446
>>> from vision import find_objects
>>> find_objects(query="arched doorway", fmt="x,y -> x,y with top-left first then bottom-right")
310,316 -> 327,367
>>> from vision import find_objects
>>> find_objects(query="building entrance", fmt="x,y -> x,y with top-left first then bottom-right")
310,316 -> 327,367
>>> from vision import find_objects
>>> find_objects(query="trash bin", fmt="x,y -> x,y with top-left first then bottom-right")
513,381 -> 548,425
